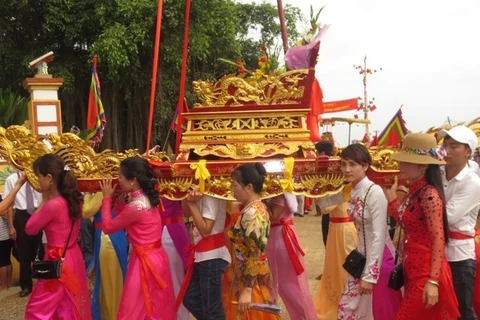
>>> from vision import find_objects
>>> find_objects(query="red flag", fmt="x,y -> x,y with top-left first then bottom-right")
362,133 -> 370,143
310,78 -> 324,116
377,107 -> 408,147
354,114 -> 359,119
369,135 -> 379,147
370,105 -> 376,111
322,98 -> 358,113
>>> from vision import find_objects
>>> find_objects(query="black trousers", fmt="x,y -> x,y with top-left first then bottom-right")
321,213 -> 330,246
183,258 -> 228,320
449,259 -> 477,320
80,219 -> 94,268
12,209 -> 44,291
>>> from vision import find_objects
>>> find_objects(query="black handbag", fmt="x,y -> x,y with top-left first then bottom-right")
343,249 -> 367,279
343,184 -> 374,279
32,220 -> 74,279
388,227 -> 404,290
388,262 -> 404,291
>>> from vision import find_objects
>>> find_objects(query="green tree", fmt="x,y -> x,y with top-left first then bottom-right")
0,0 -> 304,151
0,89 -> 28,127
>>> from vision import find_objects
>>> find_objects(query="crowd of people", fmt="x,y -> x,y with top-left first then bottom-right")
0,125 -> 479,320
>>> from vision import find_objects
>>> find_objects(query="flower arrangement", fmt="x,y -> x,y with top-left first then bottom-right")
219,44 -> 277,80
296,5 -> 325,46
285,5 -> 327,70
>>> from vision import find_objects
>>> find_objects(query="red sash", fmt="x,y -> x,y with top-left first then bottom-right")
271,218 -> 305,275
175,232 -> 226,310
330,217 -> 353,223
449,229 -> 480,316
162,217 -> 185,225
95,222 -> 102,230
44,244 -> 81,295
133,241 -> 167,317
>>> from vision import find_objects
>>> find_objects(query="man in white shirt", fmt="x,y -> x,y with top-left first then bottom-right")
182,192 -> 231,319
3,172 -> 43,297
438,125 -> 480,320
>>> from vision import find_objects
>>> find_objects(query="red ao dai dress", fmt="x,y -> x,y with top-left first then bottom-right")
387,178 -> 459,319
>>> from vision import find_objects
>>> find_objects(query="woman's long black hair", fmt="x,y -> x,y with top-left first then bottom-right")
33,154 -> 83,221
425,164 -> 449,242
120,157 -> 160,207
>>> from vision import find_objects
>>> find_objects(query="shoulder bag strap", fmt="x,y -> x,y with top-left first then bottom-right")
394,228 -> 402,264
394,183 -> 428,263
61,219 -> 75,261
361,184 -> 375,257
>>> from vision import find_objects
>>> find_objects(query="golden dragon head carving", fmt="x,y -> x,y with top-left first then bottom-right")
0,125 -> 170,191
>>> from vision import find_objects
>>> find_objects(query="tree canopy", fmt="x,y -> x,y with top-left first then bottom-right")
0,0 -> 304,151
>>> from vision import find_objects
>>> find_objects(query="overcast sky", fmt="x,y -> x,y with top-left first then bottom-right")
238,0 -> 480,146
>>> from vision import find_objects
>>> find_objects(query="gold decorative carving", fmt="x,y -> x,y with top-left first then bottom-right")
370,148 -> 398,171
0,125 -> 169,190
298,173 -> 345,197
182,132 -> 310,143
294,161 -> 317,173
182,142 -> 311,160
0,126 -> 50,189
195,119 -> 236,131
159,172 -> 346,201
157,177 -> 194,199
192,70 -> 308,107
192,116 -> 301,131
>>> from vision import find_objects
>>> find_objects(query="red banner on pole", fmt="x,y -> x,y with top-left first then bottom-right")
322,98 -> 358,113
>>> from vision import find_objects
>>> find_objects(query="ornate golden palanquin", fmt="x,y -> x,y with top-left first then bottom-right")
3,40 -> 441,200
0,41 -> 402,200
0,124 -> 401,200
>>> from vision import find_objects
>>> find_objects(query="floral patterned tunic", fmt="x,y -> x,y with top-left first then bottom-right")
228,200 -> 272,289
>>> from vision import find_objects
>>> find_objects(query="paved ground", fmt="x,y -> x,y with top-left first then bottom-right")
0,211 -> 325,319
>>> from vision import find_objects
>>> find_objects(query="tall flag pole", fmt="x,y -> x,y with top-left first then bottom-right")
85,55 -> 106,147
353,56 -> 382,136
145,0 -> 164,155
174,0 -> 191,156
277,0 -> 289,54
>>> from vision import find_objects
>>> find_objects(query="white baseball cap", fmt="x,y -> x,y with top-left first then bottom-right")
438,125 -> 478,151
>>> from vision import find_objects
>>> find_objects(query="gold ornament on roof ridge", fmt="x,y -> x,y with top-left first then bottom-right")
192,69 -> 308,107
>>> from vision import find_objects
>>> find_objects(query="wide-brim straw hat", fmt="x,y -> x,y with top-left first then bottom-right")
391,133 -> 446,165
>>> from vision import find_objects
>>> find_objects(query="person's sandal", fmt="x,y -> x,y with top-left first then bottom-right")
19,288 -> 32,297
